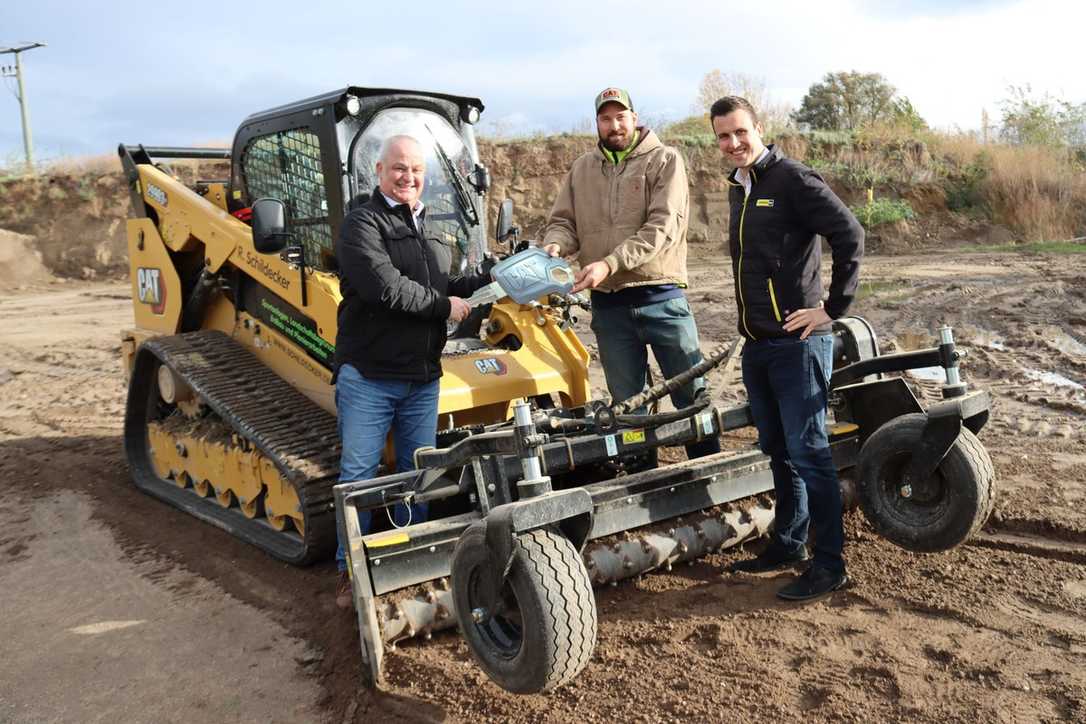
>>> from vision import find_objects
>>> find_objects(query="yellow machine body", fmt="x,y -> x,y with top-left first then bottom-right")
119,89 -> 591,563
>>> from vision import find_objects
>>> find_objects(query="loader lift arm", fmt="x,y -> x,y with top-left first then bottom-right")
118,144 -> 232,219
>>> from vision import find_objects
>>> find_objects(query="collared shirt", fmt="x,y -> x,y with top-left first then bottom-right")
380,192 -> 426,232
736,147 -> 770,198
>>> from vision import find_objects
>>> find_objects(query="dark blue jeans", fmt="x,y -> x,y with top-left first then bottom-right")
590,296 -> 721,458
741,334 -> 844,573
334,364 -> 439,572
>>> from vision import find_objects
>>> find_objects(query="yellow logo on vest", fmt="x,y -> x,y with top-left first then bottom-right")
755,199 -> 775,207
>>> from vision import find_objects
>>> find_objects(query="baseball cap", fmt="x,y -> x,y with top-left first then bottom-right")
594,87 -> 633,113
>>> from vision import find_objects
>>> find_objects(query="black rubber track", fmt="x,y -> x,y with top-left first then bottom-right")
124,330 -> 340,565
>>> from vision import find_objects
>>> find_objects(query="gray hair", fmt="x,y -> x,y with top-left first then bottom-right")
379,134 -> 423,163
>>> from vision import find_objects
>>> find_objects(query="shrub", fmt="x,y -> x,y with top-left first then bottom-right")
850,197 -> 915,228
944,153 -> 991,213
660,114 -> 714,142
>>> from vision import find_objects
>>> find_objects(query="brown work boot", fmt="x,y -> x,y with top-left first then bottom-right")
335,571 -> 353,611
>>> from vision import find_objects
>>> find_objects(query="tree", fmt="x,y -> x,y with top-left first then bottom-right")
695,70 -> 769,114
693,70 -> 793,133
999,85 -> 1086,147
890,97 -> 928,133
793,71 -> 907,131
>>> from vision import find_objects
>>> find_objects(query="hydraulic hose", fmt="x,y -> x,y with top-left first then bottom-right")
612,338 -> 739,415
546,339 -> 741,434
181,268 -> 220,332
613,387 -> 712,427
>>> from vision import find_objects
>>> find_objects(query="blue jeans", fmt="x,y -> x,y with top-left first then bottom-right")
741,334 -> 844,573
334,364 -> 439,572
590,295 -> 721,458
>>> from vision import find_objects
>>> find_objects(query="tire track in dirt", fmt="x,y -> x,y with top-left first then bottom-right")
3,254 -> 1086,722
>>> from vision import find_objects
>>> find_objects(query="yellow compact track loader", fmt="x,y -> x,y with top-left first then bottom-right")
119,87 -> 591,565
120,87 -> 996,695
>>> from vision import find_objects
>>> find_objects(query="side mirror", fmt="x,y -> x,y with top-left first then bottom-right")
251,197 -> 290,253
496,198 -> 519,248
470,163 -> 491,194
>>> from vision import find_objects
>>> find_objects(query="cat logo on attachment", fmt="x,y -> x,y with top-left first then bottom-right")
474,357 -> 508,376
136,267 -> 166,315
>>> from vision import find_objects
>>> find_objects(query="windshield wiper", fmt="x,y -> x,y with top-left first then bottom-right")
425,124 -> 479,228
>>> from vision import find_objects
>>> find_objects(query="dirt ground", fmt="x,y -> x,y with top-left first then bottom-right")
1,245 -> 1085,723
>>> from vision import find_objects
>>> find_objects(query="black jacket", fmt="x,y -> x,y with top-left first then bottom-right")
726,145 -> 864,340
334,189 -> 487,382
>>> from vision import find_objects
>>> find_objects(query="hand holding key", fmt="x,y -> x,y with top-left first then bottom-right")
448,296 -> 471,322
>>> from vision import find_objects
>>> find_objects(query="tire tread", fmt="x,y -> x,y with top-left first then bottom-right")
858,413 -> 995,552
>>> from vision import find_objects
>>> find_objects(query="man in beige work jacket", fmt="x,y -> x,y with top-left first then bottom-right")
543,87 -> 720,464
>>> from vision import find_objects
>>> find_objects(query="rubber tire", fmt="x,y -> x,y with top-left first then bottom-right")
858,413 -> 994,553
451,525 -> 597,693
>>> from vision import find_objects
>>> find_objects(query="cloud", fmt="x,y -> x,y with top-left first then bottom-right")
2,0 -> 1083,161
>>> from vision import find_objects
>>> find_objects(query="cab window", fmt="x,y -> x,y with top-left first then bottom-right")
241,128 -> 335,270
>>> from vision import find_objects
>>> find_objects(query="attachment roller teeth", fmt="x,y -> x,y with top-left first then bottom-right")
373,500 -> 776,647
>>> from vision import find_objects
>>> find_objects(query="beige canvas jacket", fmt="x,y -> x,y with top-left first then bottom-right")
541,128 -> 688,293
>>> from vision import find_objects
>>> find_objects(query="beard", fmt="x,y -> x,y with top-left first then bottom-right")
600,130 -> 632,152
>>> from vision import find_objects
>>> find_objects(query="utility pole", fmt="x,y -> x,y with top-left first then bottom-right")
1,41 -> 46,173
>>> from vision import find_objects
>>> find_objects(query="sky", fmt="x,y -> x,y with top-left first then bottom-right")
1,0 -> 1082,163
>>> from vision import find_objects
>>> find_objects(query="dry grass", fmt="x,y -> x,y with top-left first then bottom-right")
929,134 -> 1086,241
774,127 -> 934,190
776,128 -> 1085,242
43,153 -> 122,176
5,131 -> 1083,245
983,145 -> 1086,241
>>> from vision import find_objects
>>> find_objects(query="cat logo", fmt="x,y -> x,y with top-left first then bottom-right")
474,357 -> 507,376
136,267 -> 166,314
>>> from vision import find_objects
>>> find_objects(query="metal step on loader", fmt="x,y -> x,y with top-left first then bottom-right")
336,316 -> 994,694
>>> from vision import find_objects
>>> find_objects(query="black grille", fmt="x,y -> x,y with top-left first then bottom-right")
241,129 -> 334,270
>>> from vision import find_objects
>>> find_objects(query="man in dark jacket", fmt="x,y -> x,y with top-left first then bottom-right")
332,134 -> 487,608
711,96 -> 864,601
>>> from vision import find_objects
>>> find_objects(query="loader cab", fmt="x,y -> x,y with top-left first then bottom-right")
230,87 -> 489,275
349,107 -> 487,274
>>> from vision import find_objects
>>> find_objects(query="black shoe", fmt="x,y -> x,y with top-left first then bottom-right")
727,545 -> 809,574
776,566 -> 848,601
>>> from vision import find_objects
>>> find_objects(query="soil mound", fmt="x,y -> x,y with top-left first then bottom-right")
0,228 -> 53,290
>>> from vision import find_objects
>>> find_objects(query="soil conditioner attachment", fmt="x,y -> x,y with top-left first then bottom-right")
337,319 -> 995,693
